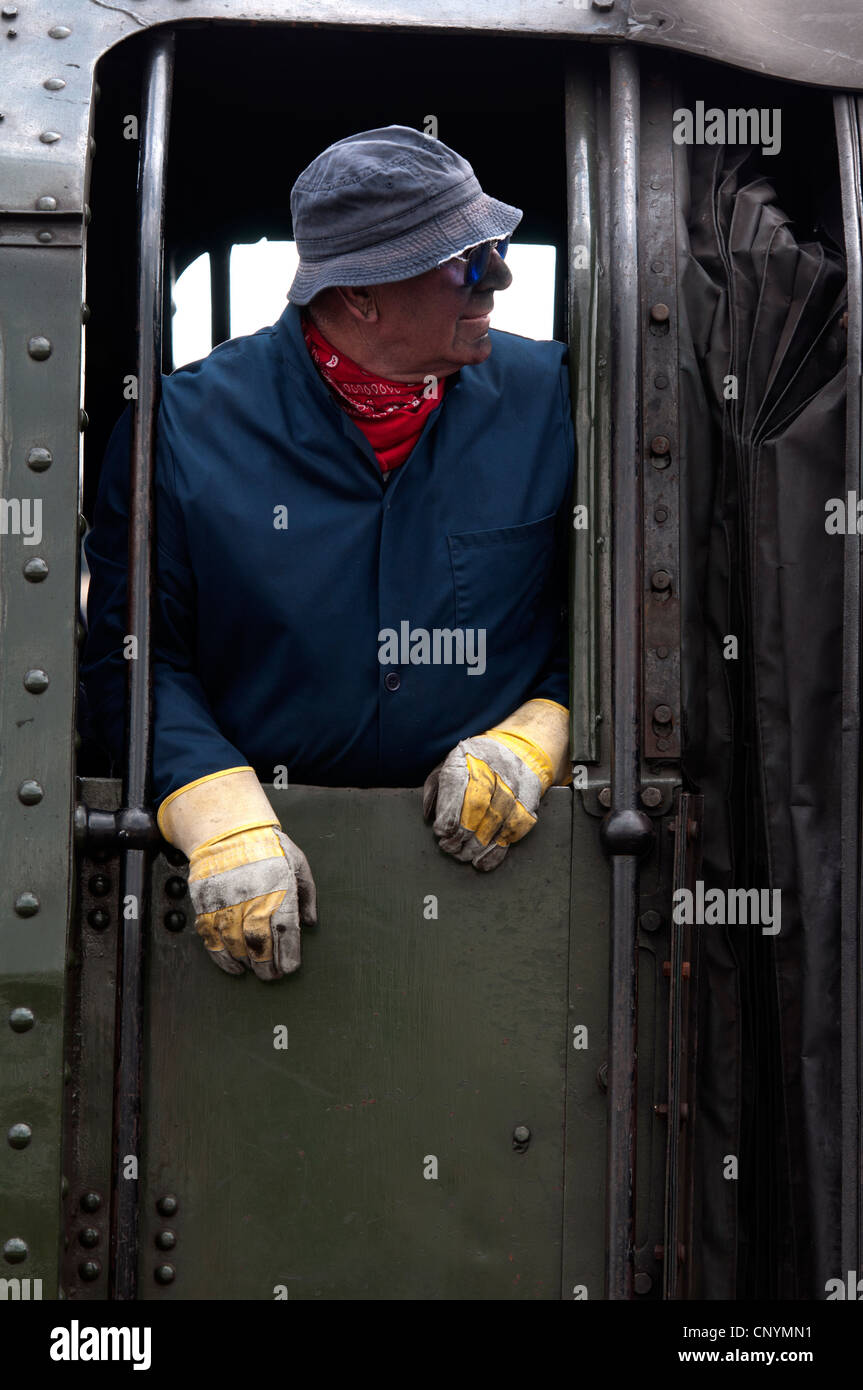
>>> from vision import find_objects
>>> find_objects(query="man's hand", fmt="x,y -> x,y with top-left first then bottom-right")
158,766 -> 317,979
423,699 -> 571,872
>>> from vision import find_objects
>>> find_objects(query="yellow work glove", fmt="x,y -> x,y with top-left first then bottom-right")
157,767 -> 317,980
422,699 -> 572,871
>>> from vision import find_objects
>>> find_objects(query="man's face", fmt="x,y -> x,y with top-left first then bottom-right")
364,247 -> 513,380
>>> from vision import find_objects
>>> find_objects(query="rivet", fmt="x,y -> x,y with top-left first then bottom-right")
84,204 -> 91,224
650,302 -> 670,324
650,259 -> 663,274
656,645 -> 669,659
48,24 -> 72,38
18,781 -> 44,806
37,230 -> 54,243
79,409 -> 89,430
39,131 -> 62,145
80,1192 -> 101,1213
591,0 -> 614,8
27,447 -> 53,472
512,1124 -> 531,1145
79,513 -> 88,538
154,1264 -> 175,1285
81,302 -> 90,324
654,705 -> 673,726
88,874 -> 110,897
156,1194 -> 178,1217
78,1260 -> 101,1282
651,570 -> 672,592
6,28 -> 17,39
43,78 -> 66,92
64,1062 -> 72,1084
155,1229 -> 176,1250
23,558 -> 49,582
78,1228 -> 99,1249
89,137 -> 96,158
598,786 -> 612,808
3,1239 -> 28,1264
76,621 -> 86,646
650,435 -> 670,456
640,786 -> 662,808
654,506 -> 668,523
14,892 -> 40,917
9,1007 -> 35,1032
639,910 -> 662,932
634,1271 -> 653,1295
384,671 -> 400,692
86,908 -> 110,931
165,848 -> 188,868
61,1176 -> 69,1198
654,373 -> 669,389
164,910 -> 186,932
165,877 -> 187,901
7,1123 -> 32,1149
27,336 -> 52,360
596,1062 -> 608,1092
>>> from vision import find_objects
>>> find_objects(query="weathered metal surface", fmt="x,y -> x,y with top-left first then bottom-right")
133,785 -> 595,1300
61,782 -> 121,1301
0,243 -> 83,1296
640,69 -> 681,762
834,91 -> 863,1282
4,3 -> 863,221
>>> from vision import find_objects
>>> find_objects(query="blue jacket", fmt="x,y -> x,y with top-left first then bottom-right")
82,302 -> 574,804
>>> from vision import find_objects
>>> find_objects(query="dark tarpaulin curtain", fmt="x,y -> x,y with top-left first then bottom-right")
677,144 -> 847,1297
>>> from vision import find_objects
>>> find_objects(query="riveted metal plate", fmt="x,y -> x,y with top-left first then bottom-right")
0,244 -> 83,1297
640,70 -> 681,761
134,784 -> 606,1300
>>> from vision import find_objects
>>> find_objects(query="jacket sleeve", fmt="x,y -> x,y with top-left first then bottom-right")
81,405 -> 248,807
526,355 -> 573,709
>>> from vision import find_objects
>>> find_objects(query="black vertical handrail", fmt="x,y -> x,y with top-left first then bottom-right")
834,92 -> 863,1286
602,45 -> 652,1301
109,31 -> 174,1301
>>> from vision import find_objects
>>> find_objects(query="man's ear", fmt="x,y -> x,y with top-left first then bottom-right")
334,285 -> 380,322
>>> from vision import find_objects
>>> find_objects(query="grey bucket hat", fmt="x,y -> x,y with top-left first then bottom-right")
287,125 -> 522,305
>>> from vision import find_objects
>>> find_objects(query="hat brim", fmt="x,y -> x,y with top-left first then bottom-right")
287,193 -> 523,306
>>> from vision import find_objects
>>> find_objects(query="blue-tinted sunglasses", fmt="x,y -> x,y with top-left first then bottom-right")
454,236 -> 511,286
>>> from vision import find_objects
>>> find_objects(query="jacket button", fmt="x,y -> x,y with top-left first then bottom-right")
384,671 -> 400,692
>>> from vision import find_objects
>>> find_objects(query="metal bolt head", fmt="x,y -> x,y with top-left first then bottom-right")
79,408 -> 89,430
48,25 -> 72,38
512,1125 -> 531,1145
639,910 -> 662,932
156,1194 -> 178,1217
164,910 -> 186,932
27,447 -> 53,472
35,195 -> 58,211
650,302 -> 670,324
2,5 -> 19,16
88,874 -> 110,897
155,1229 -> 176,1250
598,786 -> 612,808
656,737 -> 671,752
654,506 -> 668,523
81,302 -> 90,324
43,78 -> 66,91
7,1123 -> 32,1149
654,373 -> 669,389
23,557 -> 49,582
651,570 -> 672,592
650,434 -> 670,456
165,847 -> 188,868
37,230 -> 53,243
3,1238 -> 27,1264
654,705 -> 673,726
656,645 -> 669,659
14,892 -> 39,917
154,1264 -> 175,1285
78,1260 -> 101,1282
596,1062 -> 609,1092
592,0 -> 614,8
27,336 -> 52,361
18,781 -> 44,806
640,786 -> 662,808
165,876 -> 187,901
634,1271 -> 653,1295
9,1008 -> 35,1032
80,1192 -> 101,1213
78,1227 -> 99,1249
87,908 -> 110,931
39,131 -> 62,145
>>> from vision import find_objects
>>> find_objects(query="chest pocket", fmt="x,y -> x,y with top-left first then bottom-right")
447,512 -> 559,640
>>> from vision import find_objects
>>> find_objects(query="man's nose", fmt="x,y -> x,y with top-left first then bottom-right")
481,251 -> 513,291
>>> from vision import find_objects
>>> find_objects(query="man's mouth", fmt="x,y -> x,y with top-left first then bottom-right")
460,308 -> 493,322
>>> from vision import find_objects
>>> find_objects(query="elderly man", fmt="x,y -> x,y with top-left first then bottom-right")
82,126 -> 574,981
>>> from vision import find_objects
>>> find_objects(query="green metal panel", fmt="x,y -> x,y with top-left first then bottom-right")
0,243 -> 83,1294
126,784 -> 608,1300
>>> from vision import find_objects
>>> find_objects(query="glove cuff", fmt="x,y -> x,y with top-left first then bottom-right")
485,699 -> 572,794
157,767 -> 280,857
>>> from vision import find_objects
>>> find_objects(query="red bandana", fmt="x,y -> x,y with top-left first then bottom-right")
301,312 -> 444,472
